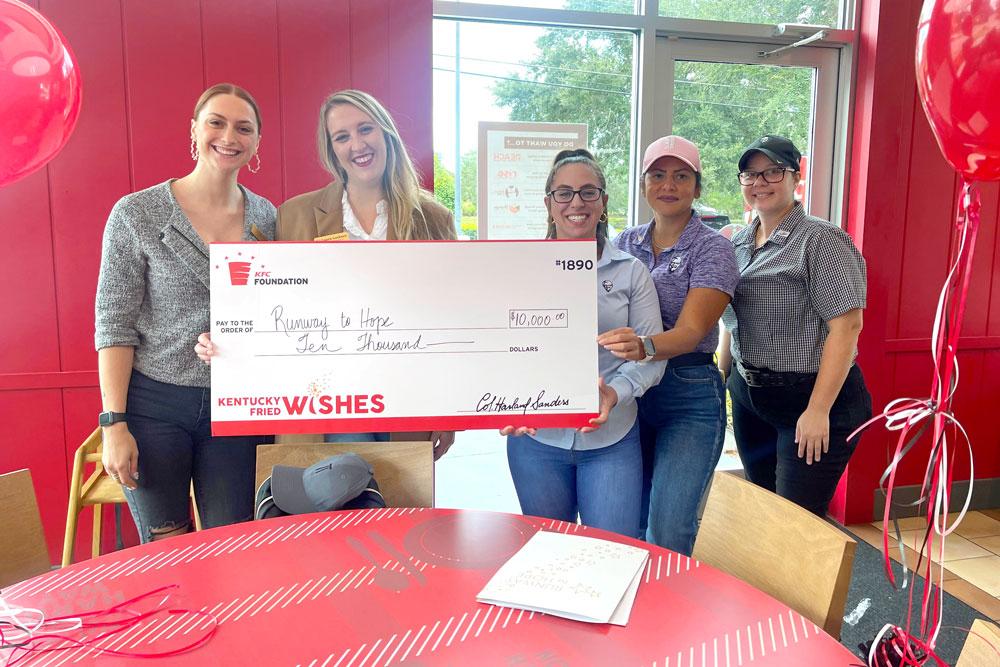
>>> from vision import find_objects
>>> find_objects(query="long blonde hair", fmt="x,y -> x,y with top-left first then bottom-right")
317,90 -> 433,239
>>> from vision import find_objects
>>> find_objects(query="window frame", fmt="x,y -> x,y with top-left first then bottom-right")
433,0 -> 857,228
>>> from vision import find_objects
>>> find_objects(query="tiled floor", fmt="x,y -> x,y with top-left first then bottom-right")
847,510 -> 1000,620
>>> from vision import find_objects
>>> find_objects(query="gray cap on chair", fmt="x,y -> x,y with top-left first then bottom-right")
270,453 -> 374,515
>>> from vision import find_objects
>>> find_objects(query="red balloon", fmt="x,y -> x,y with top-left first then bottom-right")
0,0 -> 82,187
916,0 -> 1000,182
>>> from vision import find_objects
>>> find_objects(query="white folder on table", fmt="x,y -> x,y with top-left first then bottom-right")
476,531 -> 648,626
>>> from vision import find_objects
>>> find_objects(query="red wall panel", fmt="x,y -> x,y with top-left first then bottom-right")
43,0 -> 132,374
0,390 -> 68,559
842,0 -> 1000,523
0,174 -> 60,375
276,0 -> 352,197
201,0 -> 283,204
0,0 -> 433,565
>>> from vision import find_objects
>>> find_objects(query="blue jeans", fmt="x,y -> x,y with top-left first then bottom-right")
506,421 -> 642,538
728,363 -> 872,516
124,371 -> 265,543
638,364 -> 726,555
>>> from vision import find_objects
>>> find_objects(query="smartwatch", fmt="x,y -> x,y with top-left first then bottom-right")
98,411 -> 127,428
638,335 -> 656,362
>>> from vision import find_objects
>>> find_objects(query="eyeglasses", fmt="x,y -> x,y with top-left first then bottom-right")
738,167 -> 794,185
547,187 -> 605,203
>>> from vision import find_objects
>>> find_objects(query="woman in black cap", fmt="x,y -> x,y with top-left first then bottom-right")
718,135 -> 872,516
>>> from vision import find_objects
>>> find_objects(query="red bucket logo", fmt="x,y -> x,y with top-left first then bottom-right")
228,261 -> 252,286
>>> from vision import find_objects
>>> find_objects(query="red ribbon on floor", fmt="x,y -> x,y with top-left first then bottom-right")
850,180 -> 981,666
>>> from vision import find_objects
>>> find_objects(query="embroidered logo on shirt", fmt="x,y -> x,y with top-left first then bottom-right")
774,230 -> 790,239
602,280 -> 613,293
669,254 -> 684,273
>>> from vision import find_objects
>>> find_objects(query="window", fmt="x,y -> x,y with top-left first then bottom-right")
659,0 -> 843,27
434,1 -> 855,231
433,20 -> 634,239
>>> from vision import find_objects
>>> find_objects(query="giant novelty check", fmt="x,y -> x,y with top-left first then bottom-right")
210,240 -> 599,435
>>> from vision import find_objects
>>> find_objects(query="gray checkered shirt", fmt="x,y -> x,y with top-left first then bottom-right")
721,204 -> 866,373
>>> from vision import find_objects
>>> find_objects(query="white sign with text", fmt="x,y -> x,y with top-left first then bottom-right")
209,240 -> 599,436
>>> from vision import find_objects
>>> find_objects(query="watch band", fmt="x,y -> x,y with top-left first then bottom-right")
98,411 -> 128,427
639,335 -> 656,362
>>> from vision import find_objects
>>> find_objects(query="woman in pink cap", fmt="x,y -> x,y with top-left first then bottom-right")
598,135 -> 738,555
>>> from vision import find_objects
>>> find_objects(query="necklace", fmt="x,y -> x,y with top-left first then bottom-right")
651,236 -> 674,253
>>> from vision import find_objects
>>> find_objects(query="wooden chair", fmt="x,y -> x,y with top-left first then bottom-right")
956,618 -> 1000,667
0,469 -> 51,587
62,428 -> 202,567
692,471 -> 856,639
256,441 -> 434,509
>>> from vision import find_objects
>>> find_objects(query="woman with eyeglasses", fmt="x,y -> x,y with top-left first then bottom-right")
718,135 -> 871,517
596,136 -> 738,555
501,148 -> 665,539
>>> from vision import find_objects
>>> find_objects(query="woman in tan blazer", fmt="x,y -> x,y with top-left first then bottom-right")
277,89 -> 455,243
198,90 -> 457,457
278,90 -> 457,457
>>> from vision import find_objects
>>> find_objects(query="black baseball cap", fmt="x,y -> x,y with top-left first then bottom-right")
739,135 -> 802,171
270,453 -> 374,515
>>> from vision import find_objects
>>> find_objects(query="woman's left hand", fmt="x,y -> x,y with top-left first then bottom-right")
430,431 -> 456,460
579,379 -> 618,433
597,327 -> 644,361
795,407 -> 830,464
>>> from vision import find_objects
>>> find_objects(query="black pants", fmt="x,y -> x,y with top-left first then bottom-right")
727,364 -> 872,516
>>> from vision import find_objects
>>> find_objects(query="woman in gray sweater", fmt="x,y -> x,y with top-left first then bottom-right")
95,83 -> 276,543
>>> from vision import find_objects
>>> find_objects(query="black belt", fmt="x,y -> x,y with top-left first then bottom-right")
736,361 -> 817,388
668,352 -> 714,368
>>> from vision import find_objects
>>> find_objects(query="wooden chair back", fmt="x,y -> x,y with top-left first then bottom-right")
63,428 -> 202,566
956,618 -> 1000,667
0,469 -> 50,587
693,471 -> 856,639
256,441 -> 434,509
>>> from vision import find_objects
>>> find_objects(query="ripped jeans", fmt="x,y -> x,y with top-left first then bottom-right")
123,371 -> 264,543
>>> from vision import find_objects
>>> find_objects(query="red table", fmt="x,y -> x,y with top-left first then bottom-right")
3,509 -> 861,666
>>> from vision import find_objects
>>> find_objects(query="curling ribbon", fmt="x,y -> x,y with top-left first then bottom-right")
850,180 -> 980,666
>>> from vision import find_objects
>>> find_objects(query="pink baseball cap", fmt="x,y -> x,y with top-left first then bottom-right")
641,135 -> 701,174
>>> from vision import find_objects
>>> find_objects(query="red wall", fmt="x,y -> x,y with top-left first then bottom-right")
835,0 -> 1000,523
0,0 -> 432,563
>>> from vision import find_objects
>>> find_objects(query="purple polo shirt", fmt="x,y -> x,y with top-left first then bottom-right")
613,211 -> 739,354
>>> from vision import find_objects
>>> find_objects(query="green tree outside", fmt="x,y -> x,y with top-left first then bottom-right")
435,0 -> 823,227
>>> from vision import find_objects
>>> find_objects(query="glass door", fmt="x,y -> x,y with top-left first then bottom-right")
648,38 -> 841,233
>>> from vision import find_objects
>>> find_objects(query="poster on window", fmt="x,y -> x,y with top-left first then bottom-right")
477,121 -> 588,240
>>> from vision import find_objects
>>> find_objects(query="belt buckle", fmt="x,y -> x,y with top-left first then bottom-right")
741,365 -> 763,388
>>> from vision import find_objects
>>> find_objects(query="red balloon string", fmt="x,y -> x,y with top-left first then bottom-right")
1,585 -> 218,665
849,180 -> 981,665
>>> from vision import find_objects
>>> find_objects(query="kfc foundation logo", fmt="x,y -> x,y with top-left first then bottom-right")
228,260 -> 252,285
215,251 -> 259,286
213,251 -> 308,286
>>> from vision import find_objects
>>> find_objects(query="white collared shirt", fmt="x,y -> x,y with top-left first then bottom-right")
342,189 -> 388,240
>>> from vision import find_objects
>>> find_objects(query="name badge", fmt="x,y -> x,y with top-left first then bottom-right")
774,230 -> 790,239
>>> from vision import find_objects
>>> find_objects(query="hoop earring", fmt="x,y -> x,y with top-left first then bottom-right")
599,210 -> 609,224
248,153 -> 261,174
190,138 -> 199,161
